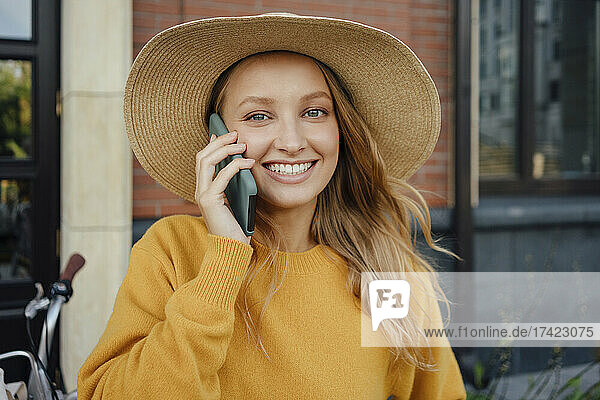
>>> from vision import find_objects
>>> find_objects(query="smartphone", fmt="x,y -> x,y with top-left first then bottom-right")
208,113 -> 257,237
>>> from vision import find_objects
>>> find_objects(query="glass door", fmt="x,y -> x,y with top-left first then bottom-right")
0,0 -> 61,384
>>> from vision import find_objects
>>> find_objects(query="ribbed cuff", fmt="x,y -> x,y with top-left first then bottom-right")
189,233 -> 254,310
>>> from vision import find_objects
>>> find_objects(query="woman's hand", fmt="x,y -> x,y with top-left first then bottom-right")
194,130 -> 255,245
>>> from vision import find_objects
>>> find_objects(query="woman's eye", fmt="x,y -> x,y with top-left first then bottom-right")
305,109 -> 326,118
245,109 -> 327,121
247,113 -> 268,121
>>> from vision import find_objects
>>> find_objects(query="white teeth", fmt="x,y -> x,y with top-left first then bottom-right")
265,161 -> 314,175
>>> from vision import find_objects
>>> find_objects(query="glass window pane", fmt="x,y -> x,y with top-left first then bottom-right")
0,179 -> 33,280
0,0 -> 32,41
533,0 -> 600,179
0,59 -> 32,160
479,0 -> 520,178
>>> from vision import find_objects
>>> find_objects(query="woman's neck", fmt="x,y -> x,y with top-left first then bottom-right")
254,199 -> 318,252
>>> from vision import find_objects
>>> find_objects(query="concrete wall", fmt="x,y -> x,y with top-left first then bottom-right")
60,0 -> 132,392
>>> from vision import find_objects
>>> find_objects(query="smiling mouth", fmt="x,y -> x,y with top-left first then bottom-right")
261,161 -> 317,176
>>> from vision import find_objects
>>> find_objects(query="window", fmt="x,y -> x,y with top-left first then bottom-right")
533,0 -> 599,181
548,80 -> 558,102
476,0 -> 600,194
0,0 -> 33,41
478,0 -> 520,179
0,60 -> 32,160
0,0 -> 60,380
490,92 -> 500,110
0,0 -> 59,329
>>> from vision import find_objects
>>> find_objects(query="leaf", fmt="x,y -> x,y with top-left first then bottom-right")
474,360 -> 485,389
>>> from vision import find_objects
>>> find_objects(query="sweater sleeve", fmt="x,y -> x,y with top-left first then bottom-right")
408,346 -> 467,400
390,281 -> 467,400
77,231 -> 254,399
408,283 -> 467,400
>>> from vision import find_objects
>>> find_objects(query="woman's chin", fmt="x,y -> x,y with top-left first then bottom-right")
257,192 -> 318,210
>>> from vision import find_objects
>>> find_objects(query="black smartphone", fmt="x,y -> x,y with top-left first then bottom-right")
208,113 -> 257,236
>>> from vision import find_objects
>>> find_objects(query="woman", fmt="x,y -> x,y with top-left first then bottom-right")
78,13 -> 466,399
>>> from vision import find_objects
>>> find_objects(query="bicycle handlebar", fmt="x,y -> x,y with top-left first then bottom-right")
2,253 -> 86,399
59,253 -> 85,283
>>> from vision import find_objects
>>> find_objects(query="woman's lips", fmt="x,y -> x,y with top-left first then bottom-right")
261,161 -> 317,184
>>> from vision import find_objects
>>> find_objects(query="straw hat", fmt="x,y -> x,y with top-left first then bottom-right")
124,12 -> 441,204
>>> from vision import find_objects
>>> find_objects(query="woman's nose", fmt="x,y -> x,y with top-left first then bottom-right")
272,120 -> 307,153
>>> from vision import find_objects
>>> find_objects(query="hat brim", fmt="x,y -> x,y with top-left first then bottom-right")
124,13 -> 441,204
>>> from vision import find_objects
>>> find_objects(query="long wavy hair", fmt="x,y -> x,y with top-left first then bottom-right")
205,50 -> 462,383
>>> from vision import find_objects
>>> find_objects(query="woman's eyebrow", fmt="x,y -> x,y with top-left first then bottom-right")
237,91 -> 332,108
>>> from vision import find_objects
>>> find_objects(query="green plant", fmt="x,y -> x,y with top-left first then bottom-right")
466,348 -> 600,399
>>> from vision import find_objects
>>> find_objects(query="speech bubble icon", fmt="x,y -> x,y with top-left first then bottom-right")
369,279 -> 411,331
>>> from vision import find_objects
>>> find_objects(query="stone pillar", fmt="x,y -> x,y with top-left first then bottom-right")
60,0 -> 132,391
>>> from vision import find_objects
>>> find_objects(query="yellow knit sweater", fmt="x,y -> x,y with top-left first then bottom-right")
77,214 -> 466,399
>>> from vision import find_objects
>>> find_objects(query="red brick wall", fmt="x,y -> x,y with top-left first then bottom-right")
132,0 -> 454,219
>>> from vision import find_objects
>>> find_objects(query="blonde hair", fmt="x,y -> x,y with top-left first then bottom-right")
206,50 -> 462,384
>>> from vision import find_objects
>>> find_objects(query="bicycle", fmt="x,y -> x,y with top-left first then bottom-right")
0,253 -> 85,400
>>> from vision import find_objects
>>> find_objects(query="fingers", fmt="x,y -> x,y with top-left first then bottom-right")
211,157 -> 256,195
195,131 -> 238,193
196,141 -> 247,190
205,130 -> 239,152
194,130 -> 254,204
